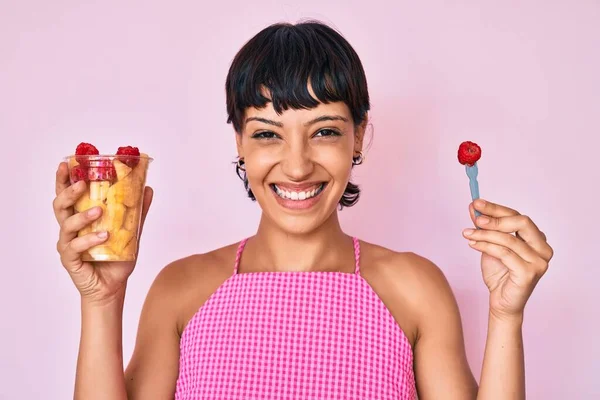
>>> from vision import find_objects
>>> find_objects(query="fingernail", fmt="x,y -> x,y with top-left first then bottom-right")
476,199 -> 486,208
468,240 -> 477,246
463,229 -> 475,236
97,231 -> 108,239
87,207 -> 100,217
478,216 -> 490,225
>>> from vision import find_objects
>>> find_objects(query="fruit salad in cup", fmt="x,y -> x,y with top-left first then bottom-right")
64,143 -> 153,262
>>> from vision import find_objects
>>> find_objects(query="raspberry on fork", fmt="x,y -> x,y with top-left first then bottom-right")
458,140 -> 483,218
457,141 -> 482,167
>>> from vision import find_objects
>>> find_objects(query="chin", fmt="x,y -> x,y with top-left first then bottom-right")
272,213 -> 327,235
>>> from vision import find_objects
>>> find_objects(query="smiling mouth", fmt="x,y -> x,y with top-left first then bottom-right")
269,183 -> 327,201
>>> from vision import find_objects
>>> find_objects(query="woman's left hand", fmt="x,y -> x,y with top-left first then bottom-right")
462,199 -> 554,321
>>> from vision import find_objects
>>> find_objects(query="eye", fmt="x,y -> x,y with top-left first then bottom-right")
251,131 -> 280,140
314,128 -> 341,138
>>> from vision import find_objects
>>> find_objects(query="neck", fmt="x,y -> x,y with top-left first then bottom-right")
244,211 -> 355,273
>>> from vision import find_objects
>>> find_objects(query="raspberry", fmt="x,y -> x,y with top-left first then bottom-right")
70,165 -> 89,184
88,159 -> 116,181
116,146 -> 140,168
457,141 -> 482,166
75,142 -> 100,166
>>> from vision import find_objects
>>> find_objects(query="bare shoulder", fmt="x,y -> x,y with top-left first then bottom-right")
358,240 -> 453,301
358,240 -> 458,346
148,241 -> 242,335
360,240 -> 448,280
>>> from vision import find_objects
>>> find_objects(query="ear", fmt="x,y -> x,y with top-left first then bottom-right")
235,131 -> 244,158
353,115 -> 368,153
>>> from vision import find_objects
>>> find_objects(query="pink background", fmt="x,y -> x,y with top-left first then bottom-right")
1,1 -> 598,398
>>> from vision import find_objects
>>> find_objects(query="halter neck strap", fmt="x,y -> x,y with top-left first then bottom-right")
233,238 -> 248,275
352,237 -> 361,275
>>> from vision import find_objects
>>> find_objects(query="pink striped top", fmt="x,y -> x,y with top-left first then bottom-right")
175,237 -> 416,399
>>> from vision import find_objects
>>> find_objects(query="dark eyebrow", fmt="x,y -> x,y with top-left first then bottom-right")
304,115 -> 349,126
245,117 -> 284,127
245,115 -> 349,128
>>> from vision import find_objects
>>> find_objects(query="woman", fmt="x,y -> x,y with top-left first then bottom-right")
53,21 -> 554,399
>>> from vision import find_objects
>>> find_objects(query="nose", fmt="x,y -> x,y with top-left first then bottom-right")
281,141 -> 314,181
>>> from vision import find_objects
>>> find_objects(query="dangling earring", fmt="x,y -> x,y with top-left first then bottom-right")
235,157 -> 246,181
352,151 -> 365,166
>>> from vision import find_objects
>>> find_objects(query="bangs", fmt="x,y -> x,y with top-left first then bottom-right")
226,22 -> 369,132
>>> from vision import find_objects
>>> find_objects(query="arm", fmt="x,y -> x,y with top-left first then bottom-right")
478,314 -> 525,399
124,264 -> 182,398
54,163 -> 180,398
416,198 -> 553,399
75,290 -> 129,400
410,260 -> 531,400
74,263 -> 182,400
466,199 -> 553,399
408,255 -> 478,399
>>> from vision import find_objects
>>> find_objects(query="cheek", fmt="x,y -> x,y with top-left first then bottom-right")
313,146 -> 353,180
245,148 -> 280,184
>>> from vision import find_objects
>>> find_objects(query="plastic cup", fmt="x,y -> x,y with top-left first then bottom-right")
63,153 -> 153,262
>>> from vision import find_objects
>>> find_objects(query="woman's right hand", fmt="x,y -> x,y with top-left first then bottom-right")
53,162 -> 154,305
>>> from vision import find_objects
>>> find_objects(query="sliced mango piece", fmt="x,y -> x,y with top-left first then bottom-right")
113,159 -> 132,181
106,175 -> 142,207
89,181 -> 110,202
106,180 -> 125,204
123,206 -> 141,232
74,191 -> 105,214
133,153 -> 150,176
122,236 -> 138,257
106,229 -> 134,255
75,191 -> 106,232
99,202 -> 126,231
131,153 -> 149,187
68,157 -> 79,169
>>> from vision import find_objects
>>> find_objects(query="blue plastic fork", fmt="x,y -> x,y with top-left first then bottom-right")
465,163 -> 482,218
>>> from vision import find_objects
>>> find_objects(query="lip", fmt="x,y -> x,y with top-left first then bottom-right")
270,181 -> 325,191
270,182 -> 328,211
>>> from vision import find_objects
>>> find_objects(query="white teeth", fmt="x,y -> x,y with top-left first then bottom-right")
273,184 -> 323,201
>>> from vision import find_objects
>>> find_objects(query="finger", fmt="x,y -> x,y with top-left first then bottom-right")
53,180 -> 87,225
58,206 -> 104,248
468,240 -> 549,281
55,162 -> 70,196
463,228 -> 539,263
467,240 -> 529,274
472,199 -> 520,218
532,231 -> 552,260
60,231 -> 108,266
469,203 -> 478,226
474,214 -> 553,262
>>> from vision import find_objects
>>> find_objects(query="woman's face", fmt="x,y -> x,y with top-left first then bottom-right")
236,99 -> 365,234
